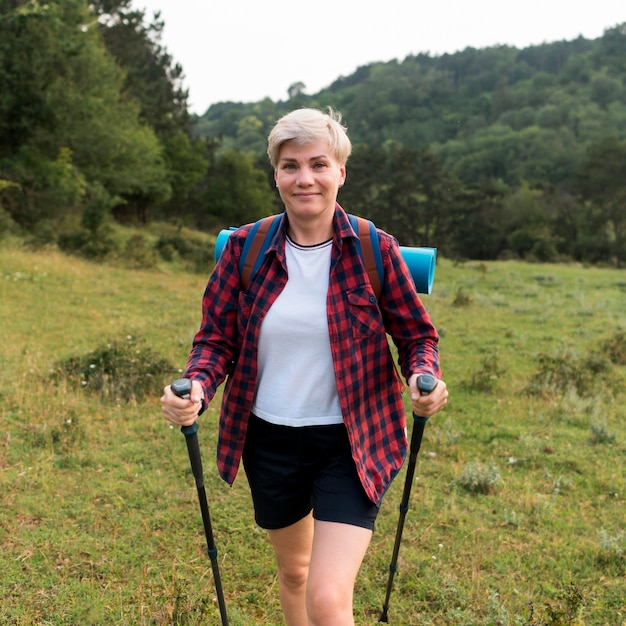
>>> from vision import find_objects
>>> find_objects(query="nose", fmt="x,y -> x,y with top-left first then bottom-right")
297,166 -> 314,186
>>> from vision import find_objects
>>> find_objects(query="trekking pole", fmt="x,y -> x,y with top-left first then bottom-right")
379,373 -> 438,623
171,378 -> 229,626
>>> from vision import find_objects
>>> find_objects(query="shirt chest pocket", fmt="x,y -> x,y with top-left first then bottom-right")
347,288 -> 384,338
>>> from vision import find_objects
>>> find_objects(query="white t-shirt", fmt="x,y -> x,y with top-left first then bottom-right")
251,237 -> 343,427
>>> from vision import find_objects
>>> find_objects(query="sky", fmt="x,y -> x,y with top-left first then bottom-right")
136,0 -> 625,115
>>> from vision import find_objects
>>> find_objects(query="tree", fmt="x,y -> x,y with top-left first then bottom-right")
341,143 -> 458,248
93,0 -> 205,219
93,0 -> 190,136
597,23 -> 626,73
0,0 -> 170,228
235,115 -> 267,154
288,82 -> 306,99
337,143 -> 387,220
201,149 -> 275,227
446,181 -> 508,260
577,137 -> 626,266
501,182 -> 561,261
381,144 -> 458,246
160,131 -> 206,204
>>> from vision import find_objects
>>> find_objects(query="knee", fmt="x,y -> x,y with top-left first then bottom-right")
278,562 -> 308,592
306,583 -> 352,625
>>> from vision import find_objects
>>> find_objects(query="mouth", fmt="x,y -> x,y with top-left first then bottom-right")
293,192 -> 320,198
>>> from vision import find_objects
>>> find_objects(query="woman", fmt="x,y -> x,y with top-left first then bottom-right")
161,107 -> 448,625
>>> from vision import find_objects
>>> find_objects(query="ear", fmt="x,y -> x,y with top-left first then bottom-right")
274,170 -> 279,187
340,165 -> 347,186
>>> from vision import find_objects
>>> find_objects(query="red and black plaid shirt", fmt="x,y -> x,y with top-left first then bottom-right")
185,205 -> 440,505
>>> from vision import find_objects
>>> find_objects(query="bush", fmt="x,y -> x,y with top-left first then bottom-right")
527,349 -> 610,396
452,287 -> 472,307
589,417 -> 617,444
155,234 -> 192,259
57,228 -> 119,260
123,234 -> 158,269
52,335 -> 175,402
452,461 -> 501,494
602,330 -> 626,366
0,206 -> 18,238
525,583 -> 586,625
598,528 -> 625,566
464,353 -> 506,393
26,219 -> 59,249
0,180 -> 20,238
155,234 -> 213,273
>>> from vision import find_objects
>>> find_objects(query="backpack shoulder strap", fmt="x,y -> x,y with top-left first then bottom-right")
348,214 -> 384,301
240,213 -> 384,298
240,214 -> 282,290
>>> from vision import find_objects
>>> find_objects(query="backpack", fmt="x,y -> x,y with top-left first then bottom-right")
239,213 -> 384,300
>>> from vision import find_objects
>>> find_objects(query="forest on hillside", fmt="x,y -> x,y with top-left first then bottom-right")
1,0 -> 625,265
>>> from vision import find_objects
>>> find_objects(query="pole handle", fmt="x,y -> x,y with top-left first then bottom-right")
171,377 -> 192,399
171,378 -> 200,437
416,373 -> 437,395
414,373 -> 437,423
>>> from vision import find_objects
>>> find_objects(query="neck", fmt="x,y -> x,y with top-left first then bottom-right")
286,212 -> 334,246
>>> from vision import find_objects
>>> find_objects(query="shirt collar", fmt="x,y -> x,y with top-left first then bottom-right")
268,204 -> 357,258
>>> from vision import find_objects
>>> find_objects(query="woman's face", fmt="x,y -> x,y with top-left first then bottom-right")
274,139 -> 346,222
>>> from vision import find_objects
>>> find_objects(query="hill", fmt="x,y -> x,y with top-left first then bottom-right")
191,25 -> 626,266
2,5 -> 624,267
195,25 -> 626,187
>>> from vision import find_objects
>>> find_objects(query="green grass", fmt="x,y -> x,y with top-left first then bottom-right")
1,241 -> 625,625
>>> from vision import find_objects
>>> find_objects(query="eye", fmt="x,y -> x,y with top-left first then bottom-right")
313,161 -> 327,169
282,163 -> 297,171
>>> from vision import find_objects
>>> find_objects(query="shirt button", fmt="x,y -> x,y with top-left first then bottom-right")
369,295 -> 377,303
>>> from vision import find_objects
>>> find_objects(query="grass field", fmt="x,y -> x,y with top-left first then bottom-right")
1,239 -> 624,625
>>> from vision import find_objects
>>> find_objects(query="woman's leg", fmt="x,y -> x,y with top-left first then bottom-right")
268,513 -> 314,626
306,520 -> 373,626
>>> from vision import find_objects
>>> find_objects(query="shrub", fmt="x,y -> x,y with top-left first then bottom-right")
123,234 -> 158,269
464,353 -> 506,393
52,335 -> 175,402
589,417 -> 617,444
155,234 -> 213,273
597,528 -> 625,574
452,461 -> 501,494
525,583 -> 585,625
155,233 -> 192,259
0,206 -> 18,238
602,330 -> 626,366
598,528 -> 624,557
57,228 -> 119,260
527,349 -> 610,396
452,287 -> 472,307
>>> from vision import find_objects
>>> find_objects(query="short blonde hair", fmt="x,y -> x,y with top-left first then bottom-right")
267,107 -> 352,169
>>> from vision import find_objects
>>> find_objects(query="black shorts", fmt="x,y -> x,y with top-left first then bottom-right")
242,414 -> 379,531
